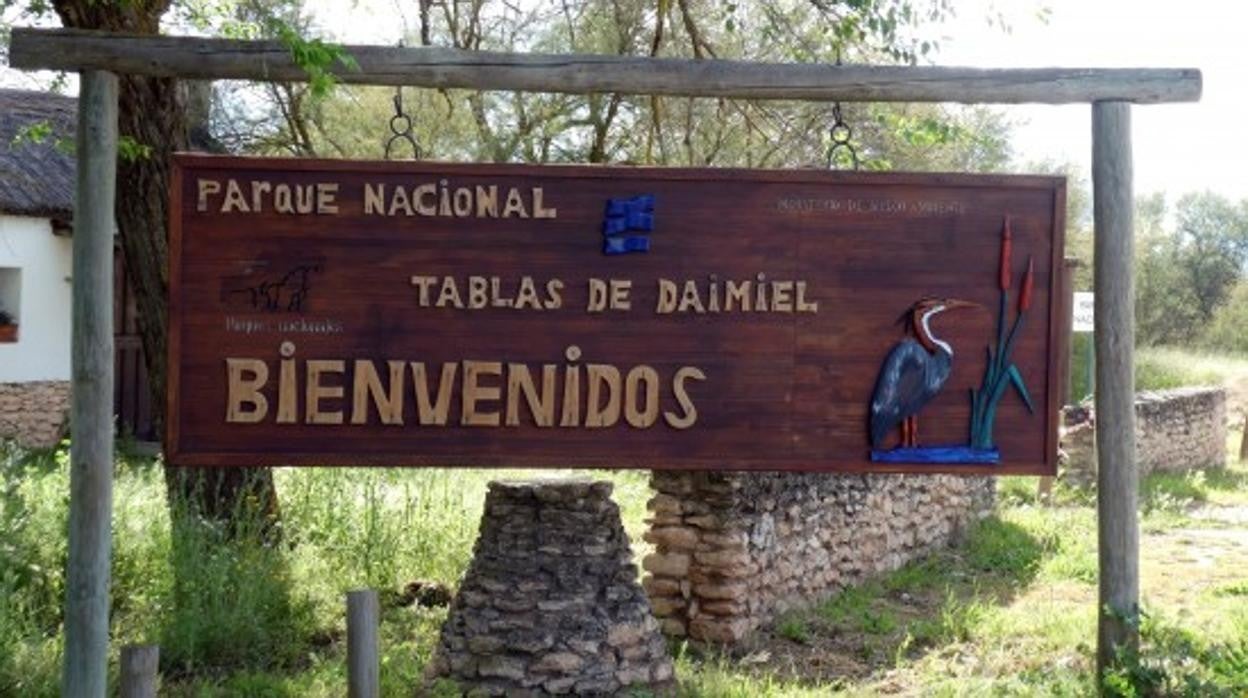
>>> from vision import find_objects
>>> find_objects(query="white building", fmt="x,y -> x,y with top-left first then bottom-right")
0,89 -> 77,447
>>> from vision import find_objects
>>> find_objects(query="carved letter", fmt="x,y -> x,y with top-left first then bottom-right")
678,280 -> 705,313
475,185 -> 498,217
584,364 -> 622,428
197,178 -> 220,212
410,275 -> 439,306
412,362 -> 457,425
414,183 -> 437,216
462,360 -> 503,426
306,359 -> 345,425
226,358 -> 268,423
664,366 -> 706,429
624,365 -> 660,428
468,276 -> 489,309
725,280 -> 751,312
316,182 -> 339,214
274,184 -> 294,214
796,281 -> 819,313
515,276 -> 542,310
506,364 -> 556,427
610,279 -> 632,311
351,359 -> 405,425
656,279 -> 678,314
502,187 -> 530,218
364,183 -> 386,215
388,185 -> 413,216
771,280 -> 794,312
587,279 -> 608,313
532,187 -> 557,218
221,179 -> 249,213
436,276 -> 464,308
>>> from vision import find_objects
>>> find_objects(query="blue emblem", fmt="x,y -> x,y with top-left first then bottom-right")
602,194 -> 655,255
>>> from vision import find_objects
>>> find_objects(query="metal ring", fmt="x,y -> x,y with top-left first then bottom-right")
385,133 -> 421,160
827,142 -> 860,171
389,113 -> 412,136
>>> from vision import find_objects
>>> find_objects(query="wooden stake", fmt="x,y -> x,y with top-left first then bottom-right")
120,645 -> 159,698
347,590 -> 380,698
1092,101 -> 1139,681
62,70 -> 117,698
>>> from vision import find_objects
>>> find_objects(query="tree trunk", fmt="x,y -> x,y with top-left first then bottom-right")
54,1 -> 279,535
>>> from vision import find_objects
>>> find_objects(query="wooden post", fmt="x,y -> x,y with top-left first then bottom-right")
1092,100 -> 1139,682
119,645 -> 159,698
62,70 -> 117,698
347,589 -> 380,698
1239,412 -> 1247,463
1039,257 -> 1080,503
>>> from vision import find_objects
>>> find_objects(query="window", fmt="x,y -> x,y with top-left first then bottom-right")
0,267 -> 19,343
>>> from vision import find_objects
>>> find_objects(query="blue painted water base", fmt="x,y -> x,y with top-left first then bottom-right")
870,445 -> 1001,465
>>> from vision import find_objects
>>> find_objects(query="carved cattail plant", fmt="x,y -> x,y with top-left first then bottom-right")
970,217 -> 1036,450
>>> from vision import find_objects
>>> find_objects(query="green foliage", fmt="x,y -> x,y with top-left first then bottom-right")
117,135 -> 152,162
1201,279 -> 1248,354
1102,612 -> 1248,697
266,16 -> 356,99
1136,192 -> 1248,347
206,0 -> 1011,171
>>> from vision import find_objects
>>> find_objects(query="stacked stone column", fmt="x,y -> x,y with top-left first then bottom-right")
429,479 -> 674,696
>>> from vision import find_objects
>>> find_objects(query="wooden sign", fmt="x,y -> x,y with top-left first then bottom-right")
167,155 -> 1065,475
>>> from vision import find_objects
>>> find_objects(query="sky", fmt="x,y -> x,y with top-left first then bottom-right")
2,0 -> 1241,203
928,0 -> 1244,201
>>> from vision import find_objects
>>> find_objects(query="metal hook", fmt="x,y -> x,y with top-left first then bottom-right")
827,102 -> 859,171
384,64 -> 422,160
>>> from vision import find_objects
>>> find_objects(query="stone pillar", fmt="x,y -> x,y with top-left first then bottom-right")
428,479 -> 674,696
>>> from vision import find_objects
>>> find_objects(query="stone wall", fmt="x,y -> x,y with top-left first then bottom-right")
1136,387 -> 1226,474
1062,386 -> 1226,482
641,471 -> 995,644
0,380 -> 70,448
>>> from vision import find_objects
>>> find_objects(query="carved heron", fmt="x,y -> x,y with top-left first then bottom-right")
869,298 -> 978,449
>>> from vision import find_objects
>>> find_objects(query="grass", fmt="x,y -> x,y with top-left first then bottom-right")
2,368 -> 1246,695
1069,343 -> 1248,402
0,445 -> 654,696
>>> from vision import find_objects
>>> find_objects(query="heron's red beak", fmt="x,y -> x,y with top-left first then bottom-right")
942,299 -> 981,311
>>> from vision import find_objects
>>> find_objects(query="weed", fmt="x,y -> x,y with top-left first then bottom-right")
884,557 -> 946,593
1102,611 -> 1248,697
1214,580 -> 1248,597
776,614 -> 810,644
1142,470 -> 1209,515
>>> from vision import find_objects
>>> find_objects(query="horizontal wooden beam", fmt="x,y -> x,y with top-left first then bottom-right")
9,28 -> 1200,105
